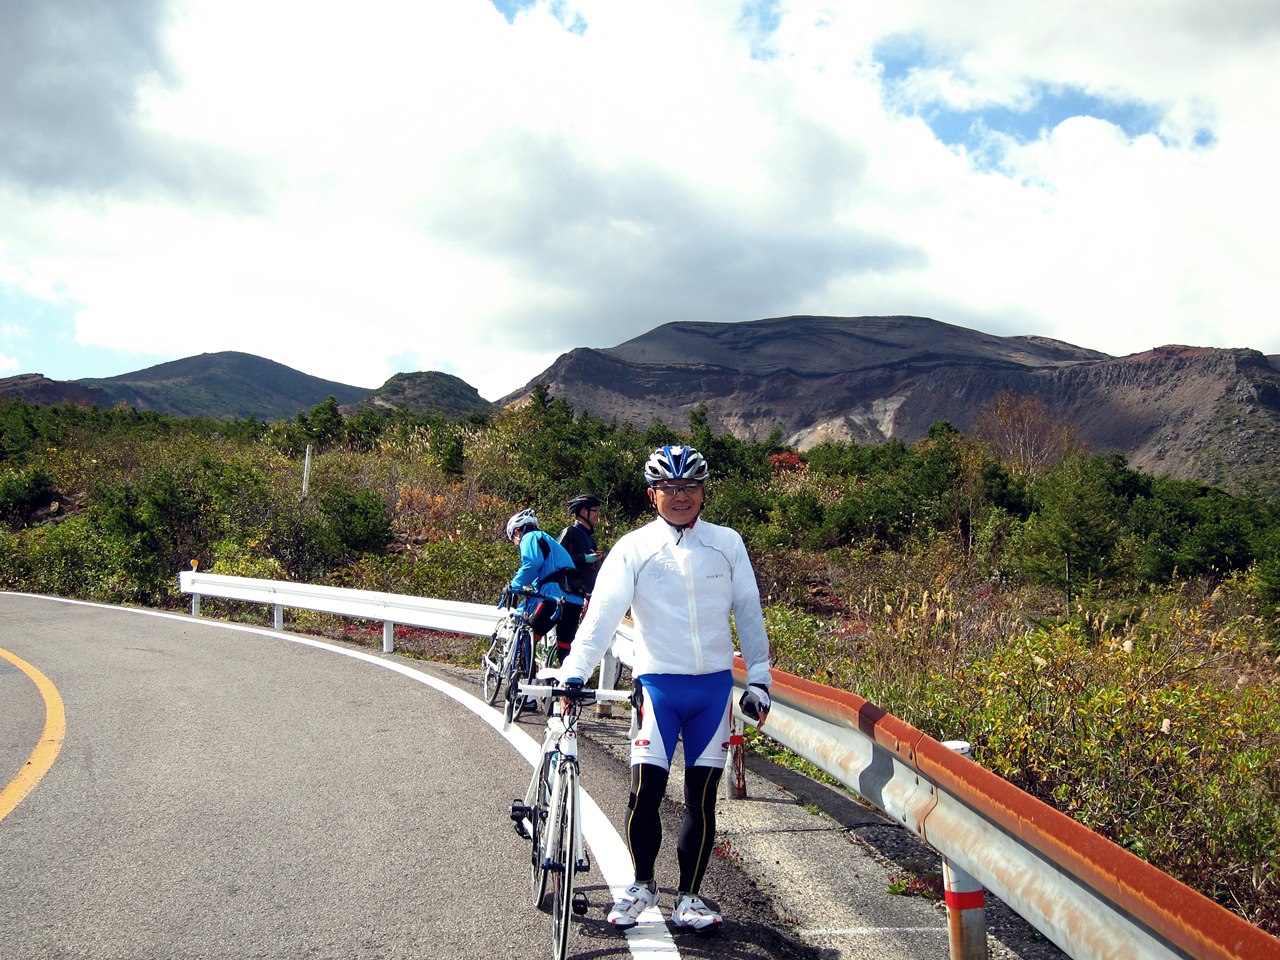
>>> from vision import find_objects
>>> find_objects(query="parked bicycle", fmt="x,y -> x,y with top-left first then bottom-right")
482,586 -> 560,725
510,680 -> 631,960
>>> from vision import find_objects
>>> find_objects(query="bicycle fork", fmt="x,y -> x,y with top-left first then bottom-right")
540,718 -> 590,874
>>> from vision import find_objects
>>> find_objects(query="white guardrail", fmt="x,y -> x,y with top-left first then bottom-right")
177,571 -> 1277,960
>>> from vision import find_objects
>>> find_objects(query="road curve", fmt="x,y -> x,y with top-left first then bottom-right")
0,593 -> 819,960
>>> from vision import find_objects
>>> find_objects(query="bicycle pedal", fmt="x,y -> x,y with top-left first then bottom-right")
572,892 -> 589,916
509,803 -> 532,822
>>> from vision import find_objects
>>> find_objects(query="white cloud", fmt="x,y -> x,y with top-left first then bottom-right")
1,0 -> 1277,401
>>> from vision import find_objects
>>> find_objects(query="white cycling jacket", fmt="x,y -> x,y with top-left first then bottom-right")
559,515 -> 773,689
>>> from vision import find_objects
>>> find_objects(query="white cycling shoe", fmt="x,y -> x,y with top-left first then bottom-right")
608,881 -> 659,929
672,893 -> 722,934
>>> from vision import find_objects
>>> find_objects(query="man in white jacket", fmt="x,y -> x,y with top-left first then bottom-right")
555,444 -> 773,935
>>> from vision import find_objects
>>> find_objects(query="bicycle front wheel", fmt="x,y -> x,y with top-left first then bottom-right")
549,761 -> 578,960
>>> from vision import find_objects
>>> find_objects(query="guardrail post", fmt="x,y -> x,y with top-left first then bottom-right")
382,620 -> 394,653
943,857 -> 988,960
726,705 -> 746,800
191,593 -> 201,617
941,740 -> 987,960
273,604 -> 283,630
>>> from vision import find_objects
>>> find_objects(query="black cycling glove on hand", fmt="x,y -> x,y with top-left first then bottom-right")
739,683 -> 771,724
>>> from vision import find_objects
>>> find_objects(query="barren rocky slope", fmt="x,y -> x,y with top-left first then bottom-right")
504,316 -> 1280,497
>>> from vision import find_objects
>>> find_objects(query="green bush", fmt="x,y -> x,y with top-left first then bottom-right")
338,539 -> 510,604
318,483 -> 394,554
930,624 -> 1280,931
0,465 -> 56,527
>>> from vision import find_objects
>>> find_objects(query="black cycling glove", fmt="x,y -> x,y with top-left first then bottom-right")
739,683 -> 771,724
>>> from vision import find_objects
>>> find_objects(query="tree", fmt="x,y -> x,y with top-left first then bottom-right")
306,396 -> 346,450
974,391 -> 1086,480
1011,455 -> 1125,605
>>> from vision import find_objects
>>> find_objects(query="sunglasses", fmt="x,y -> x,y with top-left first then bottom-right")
653,482 -> 705,495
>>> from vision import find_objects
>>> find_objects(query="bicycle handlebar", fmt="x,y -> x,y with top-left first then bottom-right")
499,585 -> 563,609
517,683 -> 631,703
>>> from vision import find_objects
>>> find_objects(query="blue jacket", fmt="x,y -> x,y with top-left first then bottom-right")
510,529 -> 583,613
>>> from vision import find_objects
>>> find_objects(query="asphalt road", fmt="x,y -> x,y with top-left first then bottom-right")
0,594 -> 823,960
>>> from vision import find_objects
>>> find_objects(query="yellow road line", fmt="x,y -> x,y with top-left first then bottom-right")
0,646 -> 67,822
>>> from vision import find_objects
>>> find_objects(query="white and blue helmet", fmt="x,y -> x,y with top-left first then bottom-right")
643,445 -> 710,486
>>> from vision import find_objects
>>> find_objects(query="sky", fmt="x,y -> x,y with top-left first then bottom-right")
1,0 -> 1278,402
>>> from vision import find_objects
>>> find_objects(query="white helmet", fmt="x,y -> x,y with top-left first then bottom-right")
643,445 -> 709,486
505,509 -> 539,540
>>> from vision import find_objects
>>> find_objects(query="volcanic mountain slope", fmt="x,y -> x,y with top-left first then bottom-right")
504,316 -> 1280,497
113,352 -> 365,420
0,352 -> 373,421
340,371 -> 492,420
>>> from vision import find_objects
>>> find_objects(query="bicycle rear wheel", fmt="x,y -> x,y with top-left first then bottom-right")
529,756 -> 551,909
549,761 -> 578,960
509,628 -> 534,723
481,633 -> 502,705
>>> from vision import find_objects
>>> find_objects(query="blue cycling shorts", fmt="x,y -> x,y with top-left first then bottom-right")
631,670 -> 733,771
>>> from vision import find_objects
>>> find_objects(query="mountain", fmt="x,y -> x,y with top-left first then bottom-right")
501,316 -> 1280,498
339,371 -> 493,420
5,317 -> 1278,498
0,353 -> 494,423
0,352 -> 372,421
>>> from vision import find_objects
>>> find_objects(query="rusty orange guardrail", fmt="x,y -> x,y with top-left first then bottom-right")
732,662 -> 1278,960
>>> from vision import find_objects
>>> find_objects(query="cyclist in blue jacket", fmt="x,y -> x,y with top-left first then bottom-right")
551,446 -> 773,936
505,509 -> 584,645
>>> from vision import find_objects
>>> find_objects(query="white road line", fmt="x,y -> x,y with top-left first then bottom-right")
13,595 -> 682,959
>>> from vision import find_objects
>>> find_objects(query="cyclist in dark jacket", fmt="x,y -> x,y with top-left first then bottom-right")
551,494 -> 603,664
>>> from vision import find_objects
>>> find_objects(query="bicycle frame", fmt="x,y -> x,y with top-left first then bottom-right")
483,587 -> 561,725
512,683 -> 631,960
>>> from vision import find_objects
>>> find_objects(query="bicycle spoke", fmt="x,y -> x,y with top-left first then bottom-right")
550,762 -> 578,960
530,758 -> 551,909
510,628 -> 533,722
481,636 -> 501,704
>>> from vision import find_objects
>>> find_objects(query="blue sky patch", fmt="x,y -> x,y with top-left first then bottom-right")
489,0 -> 586,33
872,37 -> 1214,153
0,283 -> 154,380
925,90 -> 1164,147
738,0 -> 783,60
489,0 -> 536,24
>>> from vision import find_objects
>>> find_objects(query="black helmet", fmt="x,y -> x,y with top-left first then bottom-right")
567,494 -> 600,516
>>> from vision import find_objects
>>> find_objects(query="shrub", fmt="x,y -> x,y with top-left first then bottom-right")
931,623 -> 1280,932
318,483 -> 394,554
337,539 -> 509,604
0,465 -> 56,527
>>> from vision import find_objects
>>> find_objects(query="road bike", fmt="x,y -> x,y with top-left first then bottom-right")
510,681 -> 631,960
481,586 -> 552,725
